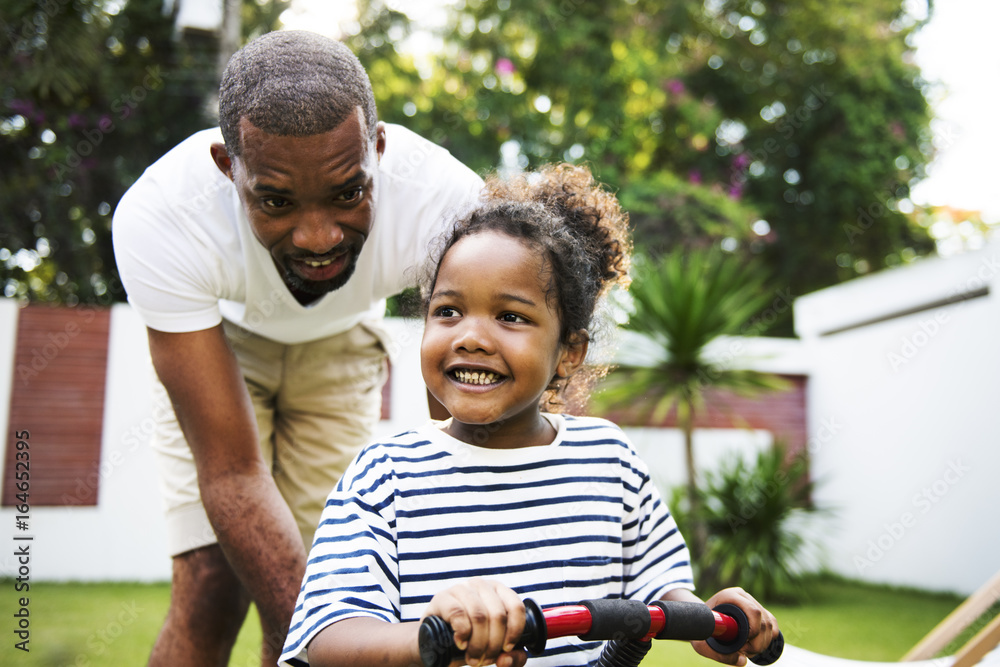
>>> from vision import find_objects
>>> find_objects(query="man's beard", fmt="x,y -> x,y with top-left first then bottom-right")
278,248 -> 361,299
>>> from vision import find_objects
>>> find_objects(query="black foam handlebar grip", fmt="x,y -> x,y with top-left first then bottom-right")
751,630 -> 784,665
418,614 -> 460,667
706,603 -> 750,654
580,599 -> 652,641
650,600 -> 717,640
417,598 -> 547,667
706,603 -> 785,666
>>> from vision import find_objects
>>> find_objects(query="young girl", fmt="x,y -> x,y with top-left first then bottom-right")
280,164 -> 778,667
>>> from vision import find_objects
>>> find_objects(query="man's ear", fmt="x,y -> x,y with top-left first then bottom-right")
556,330 -> 590,379
375,121 -> 387,162
210,142 -> 235,181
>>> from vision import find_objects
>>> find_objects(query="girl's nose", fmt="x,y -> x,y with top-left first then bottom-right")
452,317 -> 495,354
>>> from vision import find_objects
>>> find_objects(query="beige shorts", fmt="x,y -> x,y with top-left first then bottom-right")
150,319 -> 389,557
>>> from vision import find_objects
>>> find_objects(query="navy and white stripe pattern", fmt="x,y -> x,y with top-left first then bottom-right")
280,414 -> 694,666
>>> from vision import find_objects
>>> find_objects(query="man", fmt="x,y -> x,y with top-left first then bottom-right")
112,30 -> 482,666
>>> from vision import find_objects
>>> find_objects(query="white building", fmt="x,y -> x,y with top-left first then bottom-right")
794,240 -> 999,595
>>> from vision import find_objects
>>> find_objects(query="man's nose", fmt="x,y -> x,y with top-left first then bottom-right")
292,208 -> 344,253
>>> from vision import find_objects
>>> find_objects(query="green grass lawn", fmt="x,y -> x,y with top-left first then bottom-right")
1,574 -> 981,666
4,580 -> 263,666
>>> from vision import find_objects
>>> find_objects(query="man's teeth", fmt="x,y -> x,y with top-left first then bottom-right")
304,258 -> 334,267
454,369 -> 501,385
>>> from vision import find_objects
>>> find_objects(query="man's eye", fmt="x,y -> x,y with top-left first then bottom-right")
339,187 -> 363,202
262,197 -> 290,209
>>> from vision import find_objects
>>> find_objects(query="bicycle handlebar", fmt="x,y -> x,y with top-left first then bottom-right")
418,598 -> 784,667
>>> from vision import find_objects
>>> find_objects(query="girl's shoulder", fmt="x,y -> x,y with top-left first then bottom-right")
561,413 -> 631,442
560,414 -> 651,474
342,425 -> 446,485
353,424 -> 446,465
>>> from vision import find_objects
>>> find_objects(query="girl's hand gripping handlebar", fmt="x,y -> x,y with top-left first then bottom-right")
418,598 -> 784,667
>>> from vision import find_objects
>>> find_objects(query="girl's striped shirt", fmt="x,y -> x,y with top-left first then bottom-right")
280,413 -> 694,666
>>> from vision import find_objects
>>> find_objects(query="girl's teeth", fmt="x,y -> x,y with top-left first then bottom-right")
455,370 -> 499,385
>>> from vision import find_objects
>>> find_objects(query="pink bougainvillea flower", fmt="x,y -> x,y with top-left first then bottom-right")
495,57 -> 515,75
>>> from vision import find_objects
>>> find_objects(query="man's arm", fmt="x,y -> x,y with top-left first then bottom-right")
147,324 -> 306,642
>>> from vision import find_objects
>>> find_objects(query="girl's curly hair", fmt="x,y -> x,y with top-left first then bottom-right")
422,163 -> 632,411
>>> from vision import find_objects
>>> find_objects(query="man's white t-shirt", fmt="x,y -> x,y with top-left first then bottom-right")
112,124 -> 483,345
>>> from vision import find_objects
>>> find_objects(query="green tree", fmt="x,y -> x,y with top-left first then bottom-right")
343,2 -> 426,132
0,0 -> 288,305
388,0 -> 935,318
595,248 -> 789,557
3,0 -> 936,309
684,0 -> 935,295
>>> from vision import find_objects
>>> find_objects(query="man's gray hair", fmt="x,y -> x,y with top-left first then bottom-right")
218,30 -> 378,155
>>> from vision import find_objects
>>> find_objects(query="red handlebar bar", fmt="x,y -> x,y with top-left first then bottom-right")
540,603 -> 741,643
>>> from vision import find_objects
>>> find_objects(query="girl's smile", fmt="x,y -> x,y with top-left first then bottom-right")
420,230 -> 585,448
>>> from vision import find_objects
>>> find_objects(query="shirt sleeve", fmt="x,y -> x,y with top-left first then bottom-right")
372,126 -> 485,299
618,431 -> 696,603
111,146 -> 231,334
280,449 -> 401,666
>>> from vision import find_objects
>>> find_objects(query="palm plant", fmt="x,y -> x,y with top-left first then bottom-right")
596,247 -> 789,557
670,442 -> 819,601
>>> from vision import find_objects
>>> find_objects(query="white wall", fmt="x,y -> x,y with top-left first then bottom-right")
795,241 -> 1000,595
0,304 -> 172,581
629,427 -> 774,494
0,299 -> 17,487
0,307 -> 791,582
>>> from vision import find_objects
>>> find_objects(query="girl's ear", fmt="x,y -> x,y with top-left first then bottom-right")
556,330 -> 589,378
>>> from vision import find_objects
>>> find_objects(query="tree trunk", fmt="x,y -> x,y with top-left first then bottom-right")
682,405 -> 707,561
217,0 -> 242,81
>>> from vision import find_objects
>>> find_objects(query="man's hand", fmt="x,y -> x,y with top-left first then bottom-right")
421,578 -> 529,667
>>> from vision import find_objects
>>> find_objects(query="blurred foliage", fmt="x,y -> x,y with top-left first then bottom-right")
914,205 -> 998,257
3,0 -> 937,318
684,0 -> 936,296
351,0 -> 937,331
594,248 -> 790,555
668,442 -> 819,602
0,0 -> 287,305
596,248 -> 790,428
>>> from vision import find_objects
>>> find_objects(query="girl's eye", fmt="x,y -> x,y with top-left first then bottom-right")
499,313 -> 527,324
435,306 -> 459,318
